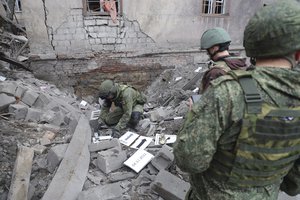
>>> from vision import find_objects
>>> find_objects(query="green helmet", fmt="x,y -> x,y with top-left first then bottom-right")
200,27 -> 231,50
98,80 -> 117,99
243,0 -> 300,58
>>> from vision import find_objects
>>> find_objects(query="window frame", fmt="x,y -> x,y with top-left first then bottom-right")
83,0 -> 123,16
201,0 -> 230,16
15,0 -> 22,13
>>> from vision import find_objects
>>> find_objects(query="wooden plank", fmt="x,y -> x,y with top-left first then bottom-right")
7,146 -> 34,200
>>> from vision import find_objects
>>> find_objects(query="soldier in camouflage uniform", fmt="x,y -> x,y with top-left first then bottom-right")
174,0 -> 300,199
98,80 -> 147,137
199,27 -> 247,93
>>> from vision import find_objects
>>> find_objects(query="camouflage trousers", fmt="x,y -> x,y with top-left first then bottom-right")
100,104 -> 144,126
185,173 -> 280,200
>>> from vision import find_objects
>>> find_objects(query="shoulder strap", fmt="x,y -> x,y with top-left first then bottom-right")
228,70 -> 262,114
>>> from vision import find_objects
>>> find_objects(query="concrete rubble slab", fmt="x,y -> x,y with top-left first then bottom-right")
108,171 -> 137,182
33,93 -> 52,109
42,115 -> 91,200
21,89 -> 39,106
25,108 -> 43,122
77,182 -> 124,200
8,104 -> 28,120
32,144 -> 47,154
15,85 -> 27,99
0,82 -> 17,96
88,138 -> 121,152
96,147 -> 127,174
151,144 -> 174,171
47,144 -> 68,173
7,146 -> 34,200
151,170 -> 190,200
0,93 -> 16,111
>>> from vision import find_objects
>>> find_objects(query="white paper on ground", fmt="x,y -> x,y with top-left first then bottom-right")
90,110 -> 101,120
80,100 -> 88,106
130,136 -> 153,150
124,149 -> 154,173
154,134 -> 177,145
119,131 -> 139,146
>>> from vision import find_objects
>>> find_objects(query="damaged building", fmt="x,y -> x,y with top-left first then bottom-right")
2,0 -> 298,200
17,0 -> 273,97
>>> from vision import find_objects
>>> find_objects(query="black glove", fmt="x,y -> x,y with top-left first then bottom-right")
111,128 -> 121,138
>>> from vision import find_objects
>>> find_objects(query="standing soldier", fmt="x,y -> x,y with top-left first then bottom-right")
97,80 -> 147,137
199,27 -> 248,93
174,0 -> 300,199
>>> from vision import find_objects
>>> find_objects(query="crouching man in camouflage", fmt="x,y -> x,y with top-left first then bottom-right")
174,1 -> 300,199
97,80 -> 147,137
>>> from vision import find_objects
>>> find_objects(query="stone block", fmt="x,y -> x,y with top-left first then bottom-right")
0,82 -> 17,95
0,93 -> 16,111
15,85 -> 27,98
40,109 -> 65,126
32,144 -> 47,154
8,104 -> 28,120
96,147 -> 127,174
151,170 -> 190,200
22,90 -> 39,107
24,108 -> 43,122
89,138 -> 121,152
77,182 -> 123,200
47,144 -> 68,173
33,93 -> 51,109
151,144 -> 174,171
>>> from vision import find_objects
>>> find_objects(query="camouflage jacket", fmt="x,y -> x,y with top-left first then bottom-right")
100,84 -> 146,131
174,66 -> 300,200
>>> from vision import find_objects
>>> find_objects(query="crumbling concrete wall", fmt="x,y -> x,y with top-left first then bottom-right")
22,0 -> 271,58
21,0 -> 269,98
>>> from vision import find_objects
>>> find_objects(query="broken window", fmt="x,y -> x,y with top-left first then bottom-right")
83,0 -> 122,16
15,0 -> 21,12
202,0 -> 228,15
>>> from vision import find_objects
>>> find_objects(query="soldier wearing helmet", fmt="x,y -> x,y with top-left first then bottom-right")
174,0 -> 300,199
98,80 -> 147,137
199,27 -> 248,93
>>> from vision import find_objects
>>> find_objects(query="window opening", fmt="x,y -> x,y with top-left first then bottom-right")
202,0 -> 226,15
85,0 -> 121,16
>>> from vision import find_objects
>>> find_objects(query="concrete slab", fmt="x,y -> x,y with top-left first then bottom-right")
77,182 -> 124,200
0,93 -> 16,111
96,147 -> 127,174
42,115 -> 91,200
151,170 -> 190,200
8,104 -> 28,120
89,138 -> 121,152
47,144 -> 68,173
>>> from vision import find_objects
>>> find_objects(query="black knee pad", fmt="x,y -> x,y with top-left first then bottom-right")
130,111 -> 142,127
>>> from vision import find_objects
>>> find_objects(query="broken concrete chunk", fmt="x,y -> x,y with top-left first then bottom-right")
151,170 -> 190,200
33,93 -> 51,109
108,171 -> 137,182
89,138 -> 121,152
0,82 -> 17,96
24,108 -> 43,122
8,104 -> 28,120
97,147 -> 127,174
15,85 -> 27,99
21,90 -> 39,106
151,144 -> 174,171
40,131 -> 56,146
0,93 -> 16,111
47,144 -> 68,173
77,182 -> 124,200
40,109 -> 65,126
32,144 -> 47,155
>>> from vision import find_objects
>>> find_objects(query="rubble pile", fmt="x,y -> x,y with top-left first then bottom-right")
0,61 -> 208,200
